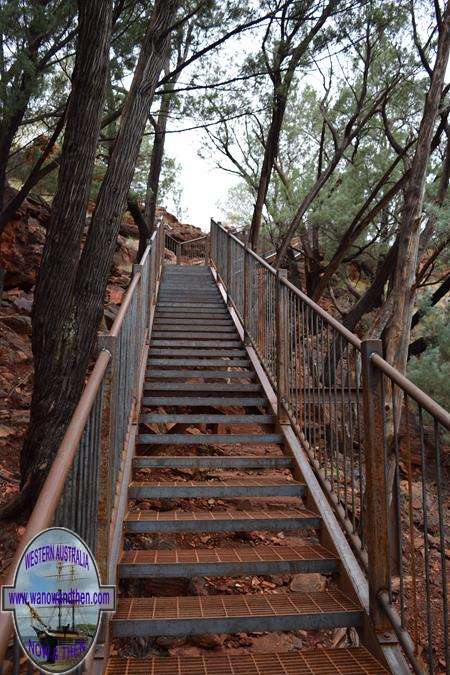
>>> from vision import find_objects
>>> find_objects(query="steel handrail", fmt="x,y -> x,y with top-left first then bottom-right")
371,351 -> 450,429
0,351 -> 111,662
0,224 -> 163,666
179,234 -> 208,245
211,219 -> 450,673
215,222 -> 362,348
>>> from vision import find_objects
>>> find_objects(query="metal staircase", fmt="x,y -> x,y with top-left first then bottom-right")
105,265 -> 387,674
2,220 -> 447,674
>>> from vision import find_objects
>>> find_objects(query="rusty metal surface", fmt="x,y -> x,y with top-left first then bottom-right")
124,507 -> 321,533
112,589 -> 363,636
209,219 -> 450,673
105,648 -> 389,674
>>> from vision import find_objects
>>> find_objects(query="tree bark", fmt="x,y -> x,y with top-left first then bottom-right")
384,4 -> 450,377
144,80 -> 172,229
0,0 -> 114,517
247,1 -> 338,250
13,0 -> 179,515
127,192 -> 150,260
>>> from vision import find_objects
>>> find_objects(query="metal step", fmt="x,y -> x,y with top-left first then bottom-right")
148,349 -> 246,357
152,326 -> 237,333
151,332 -> 238,340
143,382 -> 261,391
106,648 -> 388,675
153,319 -> 233,326
145,370 -> 255,379
128,477 -> 304,499
124,507 -> 320,533
142,396 -> 267,406
138,433 -> 283,444
154,315 -> 230,321
111,589 -> 363,637
139,413 -> 273,424
157,303 -> 224,309
150,341 -> 242,348
158,294 -> 221,300
155,310 -> 229,316
118,543 -> 337,578
132,455 -> 291,469
147,358 -> 249,367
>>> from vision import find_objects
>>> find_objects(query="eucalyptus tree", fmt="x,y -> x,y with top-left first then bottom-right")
0,0 -> 181,515
0,0 -> 77,232
247,0 -> 350,250
383,0 -> 450,377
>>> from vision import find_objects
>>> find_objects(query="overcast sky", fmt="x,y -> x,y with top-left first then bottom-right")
164,125 -> 238,232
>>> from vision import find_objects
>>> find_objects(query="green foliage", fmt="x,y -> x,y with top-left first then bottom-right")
408,301 -> 450,411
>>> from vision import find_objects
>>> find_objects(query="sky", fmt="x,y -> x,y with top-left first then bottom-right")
149,2 -> 439,234
164,125 -> 239,232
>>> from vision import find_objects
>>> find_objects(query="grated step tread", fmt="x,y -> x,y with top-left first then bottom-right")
138,433 -> 283,444
150,341 -> 243,348
142,396 -> 267,407
118,543 -> 338,577
143,382 -> 261,392
147,359 -> 249,367
105,648 -> 388,674
128,478 -> 304,498
139,413 -> 274,424
124,507 -> 321,532
151,332 -> 240,340
148,349 -> 246,357
111,589 -> 363,636
132,455 -> 291,468
146,370 -> 255,379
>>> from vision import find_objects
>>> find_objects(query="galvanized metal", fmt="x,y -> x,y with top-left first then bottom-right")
111,590 -> 363,637
118,543 -> 338,578
124,507 -> 321,533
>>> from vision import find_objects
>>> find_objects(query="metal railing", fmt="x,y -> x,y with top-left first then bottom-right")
0,221 -> 165,671
165,231 -> 209,264
210,220 -> 449,675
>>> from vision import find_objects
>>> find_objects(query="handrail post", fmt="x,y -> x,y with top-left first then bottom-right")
361,338 -> 391,631
276,270 -> 289,424
205,234 -> 211,266
243,246 -> 250,344
176,242 -> 181,265
226,234 -> 232,306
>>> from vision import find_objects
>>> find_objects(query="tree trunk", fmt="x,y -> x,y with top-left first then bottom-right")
127,192 -> 149,260
13,0 -> 179,515
248,90 -> 287,250
247,1 -> 337,251
0,109 -> 67,235
384,5 -> 450,377
144,80 -> 172,229
0,0 -> 114,517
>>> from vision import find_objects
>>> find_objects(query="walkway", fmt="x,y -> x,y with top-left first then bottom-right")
105,265 -> 387,674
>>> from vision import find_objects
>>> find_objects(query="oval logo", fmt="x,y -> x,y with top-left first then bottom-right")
2,527 -> 115,673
